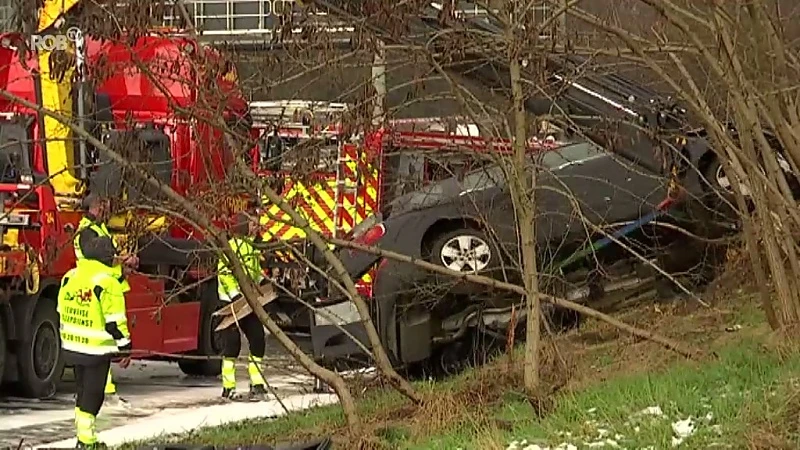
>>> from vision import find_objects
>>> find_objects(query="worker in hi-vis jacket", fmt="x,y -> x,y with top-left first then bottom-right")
216,212 -> 270,401
73,194 -> 138,408
58,236 -> 132,449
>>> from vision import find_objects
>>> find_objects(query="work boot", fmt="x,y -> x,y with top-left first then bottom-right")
248,384 -> 269,401
221,387 -> 237,400
76,441 -> 108,449
103,393 -> 130,409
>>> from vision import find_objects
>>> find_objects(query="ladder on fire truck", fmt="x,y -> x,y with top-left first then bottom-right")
248,100 -> 347,141
247,99 -> 357,241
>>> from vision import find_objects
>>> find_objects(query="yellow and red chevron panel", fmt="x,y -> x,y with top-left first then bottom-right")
259,143 -> 381,293
261,177 -> 339,241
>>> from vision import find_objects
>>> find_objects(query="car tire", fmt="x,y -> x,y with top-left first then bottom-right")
17,300 -> 63,398
428,228 -> 499,276
701,157 -> 742,221
178,282 -> 224,377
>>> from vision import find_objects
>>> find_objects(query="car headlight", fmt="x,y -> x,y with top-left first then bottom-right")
350,213 -> 382,240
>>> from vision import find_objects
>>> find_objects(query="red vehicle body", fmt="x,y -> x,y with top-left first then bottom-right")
0,31 -> 247,397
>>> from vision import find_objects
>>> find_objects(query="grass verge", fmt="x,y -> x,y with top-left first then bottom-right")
124,289 -> 800,449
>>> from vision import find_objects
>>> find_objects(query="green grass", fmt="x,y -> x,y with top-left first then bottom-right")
411,341 -> 800,449
124,299 -> 800,449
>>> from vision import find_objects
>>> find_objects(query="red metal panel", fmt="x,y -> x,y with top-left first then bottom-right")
125,274 -> 166,355
160,302 -> 201,355
0,35 -> 38,108
125,273 -> 164,309
127,306 -> 163,356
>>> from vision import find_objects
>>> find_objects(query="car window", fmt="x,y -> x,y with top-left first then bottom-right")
536,142 -> 604,169
459,164 -> 506,191
456,142 -> 601,191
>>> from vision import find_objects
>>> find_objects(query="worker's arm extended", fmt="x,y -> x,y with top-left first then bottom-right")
95,282 -> 131,353
56,268 -> 77,317
245,240 -> 267,284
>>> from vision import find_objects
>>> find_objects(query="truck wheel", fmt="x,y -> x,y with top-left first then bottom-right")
178,284 -> 224,377
17,300 -> 64,398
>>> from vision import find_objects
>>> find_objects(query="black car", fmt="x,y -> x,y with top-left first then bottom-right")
266,1 -> 799,374
302,138 -> 727,373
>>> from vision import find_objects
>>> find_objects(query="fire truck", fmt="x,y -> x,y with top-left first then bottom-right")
246,100 -> 379,297
0,3 -> 246,397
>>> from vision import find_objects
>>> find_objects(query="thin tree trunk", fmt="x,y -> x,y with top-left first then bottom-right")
508,41 -> 541,390
372,40 -> 386,127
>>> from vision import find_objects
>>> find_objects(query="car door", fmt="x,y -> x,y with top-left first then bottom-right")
535,142 -> 668,246
453,163 -> 518,249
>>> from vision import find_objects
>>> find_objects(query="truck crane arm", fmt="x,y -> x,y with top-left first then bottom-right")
36,0 -> 84,198
429,6 -> 688,130
38,0 -> 81,33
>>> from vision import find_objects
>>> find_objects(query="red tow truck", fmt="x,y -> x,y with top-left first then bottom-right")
0,29 -> 248,397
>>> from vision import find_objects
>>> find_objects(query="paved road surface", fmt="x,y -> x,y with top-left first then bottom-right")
0,356 -> 316,448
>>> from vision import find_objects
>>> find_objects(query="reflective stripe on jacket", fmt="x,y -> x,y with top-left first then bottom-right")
57,259 -> 131,356
218,237 -> 264,302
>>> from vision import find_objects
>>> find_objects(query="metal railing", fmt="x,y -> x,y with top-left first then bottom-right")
162,0 -> 335,36
0,0 -> 555,37
161,1 -> 554,40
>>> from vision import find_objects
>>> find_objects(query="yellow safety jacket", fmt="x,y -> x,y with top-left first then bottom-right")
218,237 -> 264,302
57,259 -> 131,356
74,216 -> 130,292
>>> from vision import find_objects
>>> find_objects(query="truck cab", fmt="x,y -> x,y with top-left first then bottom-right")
0,30 -> 248,397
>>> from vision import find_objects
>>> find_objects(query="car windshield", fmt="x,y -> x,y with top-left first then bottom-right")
456,141 -> 603,191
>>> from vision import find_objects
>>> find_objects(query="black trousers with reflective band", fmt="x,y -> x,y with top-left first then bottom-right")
67,351 -> 112,416
218,301 -> 266,359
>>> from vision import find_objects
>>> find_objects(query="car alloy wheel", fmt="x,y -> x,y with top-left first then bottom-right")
439,235 -> 491,273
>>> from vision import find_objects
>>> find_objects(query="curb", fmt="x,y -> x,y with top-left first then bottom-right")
35,393 -> 340,449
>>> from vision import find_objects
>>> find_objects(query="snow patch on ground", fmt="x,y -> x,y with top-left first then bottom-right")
504,440 -> 577,450
504,403 -> 725,449
670,417 -> 696,447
